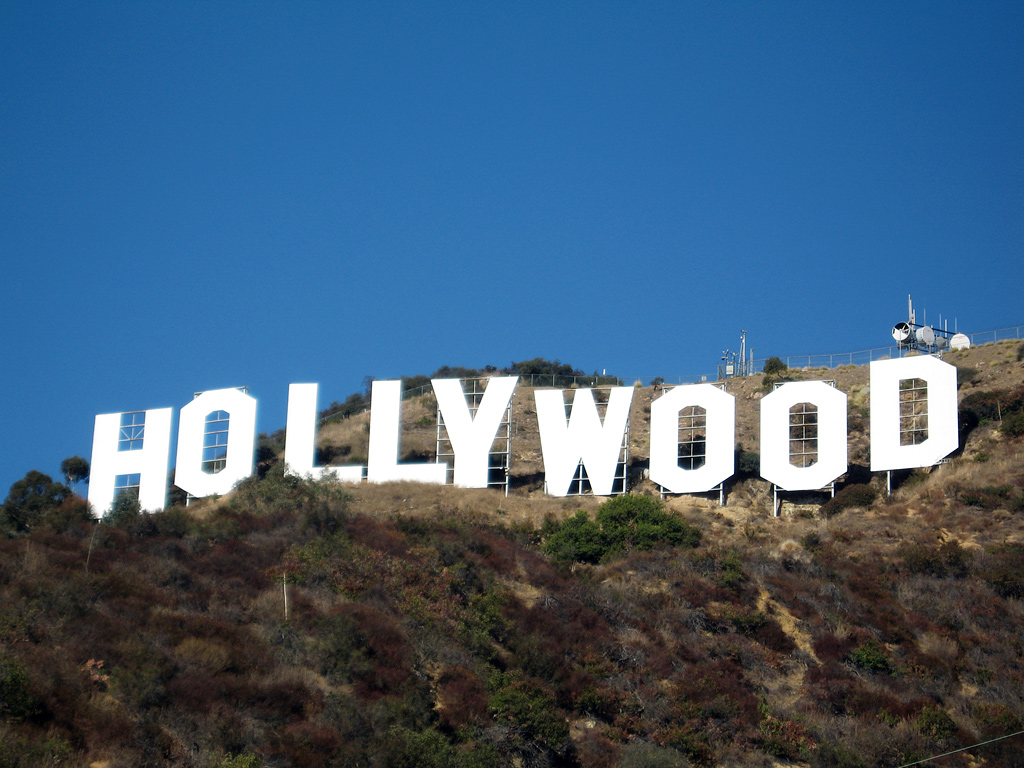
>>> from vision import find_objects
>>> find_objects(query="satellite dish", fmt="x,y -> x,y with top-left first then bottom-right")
892,322 -> 912,343
916,326 -> 935,345
950,333 -> 970,351
935,335 -> 948,349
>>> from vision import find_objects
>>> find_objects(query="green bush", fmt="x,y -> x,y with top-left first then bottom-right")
717,549 -> 747,592
917,705 -> 956,740
812,743 -> 867,768
763,357 -> 787,375
957,484 -> 1019,510
152,506 -> 193,537
541,495 -> 700,563
231,469 -> 351,525
616,742 -> 690,768
540,510 -> 605,563
488,672 -> 568,747
975,702 -> 1022,737
961,386 -> 1024,426
1003,409 -> 1024,437
900,540 -> 971,578
759,707 -> 814,760
727,610 -> 766,636
0,731 -> 74,767
820,484 -> 877,517
849,639 -> 893,674
982,544 -> 1024,598
378,727 -> 456,768
735,444 -> 760,476
0,654 -> 37,720
801,532 -> 821,551
215,754 -> 263,768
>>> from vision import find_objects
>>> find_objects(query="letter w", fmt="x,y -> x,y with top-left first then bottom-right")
535,387 -> 633,497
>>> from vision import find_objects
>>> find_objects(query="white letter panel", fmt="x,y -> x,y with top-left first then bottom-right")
650,384 -> 735,493
760,381 -> 847,491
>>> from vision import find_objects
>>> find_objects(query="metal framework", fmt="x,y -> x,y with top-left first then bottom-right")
435,378 -> 514,495
718,330 -> 756,379
789,401 -> 819,468
891,295 -> 963,356
771,381 -> 836,516
658,383 -> 725,505
678,405 -> 707,470
899,378 -> 928,446
562,388 -> 629,496
118,411 -> 145,451
886,378 -> 935,494
202,410 -> 230,474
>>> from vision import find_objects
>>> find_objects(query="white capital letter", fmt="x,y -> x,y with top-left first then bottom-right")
760,381 -> 847,491
367,380 -> 448,484
535,387 -> 633,497
870,357 -> 958,471
650,384 -> 735,493
433,376 -> 518,488
285,383 -> 364,482
175,388 -> 258,498
89,407 -> 173,515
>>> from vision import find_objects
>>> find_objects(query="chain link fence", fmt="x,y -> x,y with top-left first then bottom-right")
745,325 -> 1024,382
322,324 -> 1024,418
638,324 -> 1024,388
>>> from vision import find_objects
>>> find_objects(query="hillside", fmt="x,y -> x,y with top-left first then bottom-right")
2,341 -> 1024,768
316,339 -> 1024,506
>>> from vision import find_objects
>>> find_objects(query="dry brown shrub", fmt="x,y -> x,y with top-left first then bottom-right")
436,665 -> 490,730
916,632 -> 959,663
173,637 -> 231,673
573,727 -> 620,768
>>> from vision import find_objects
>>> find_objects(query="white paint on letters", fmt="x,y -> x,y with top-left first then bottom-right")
367,379 -> 448,484
88,361 -> 963,508
760,381 -> 847,491
433,376 -> 518,488
89,407 -> 173,515
284,383 -> 364,482
870,356 -> 958,471
649,383 -> 735,493
535,387 -> 633,496
175,388 -> 258,498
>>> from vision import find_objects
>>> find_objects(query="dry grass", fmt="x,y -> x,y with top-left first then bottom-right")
304,343 -> 1024,533
347,480 -> 605,529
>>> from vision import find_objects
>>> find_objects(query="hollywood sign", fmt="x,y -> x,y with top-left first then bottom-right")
88,356 -> 958,515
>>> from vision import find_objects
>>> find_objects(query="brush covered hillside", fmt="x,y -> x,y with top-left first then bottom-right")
3,343 -> 1024,768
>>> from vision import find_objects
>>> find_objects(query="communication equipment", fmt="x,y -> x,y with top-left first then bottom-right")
891,322 -> 912,343
718,330 -> 754,379
950,333 -> 970,351
891,295 -> 966,356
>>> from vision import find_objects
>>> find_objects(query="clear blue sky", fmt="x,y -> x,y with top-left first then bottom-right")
1,2 -> 1022,495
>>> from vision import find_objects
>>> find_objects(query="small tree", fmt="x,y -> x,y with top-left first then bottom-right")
763,357 -> 787,376
2,470 -> 71,534
60,455 -> 90,489
735,444 -> 760,476
107,487 -> 141,527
